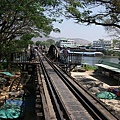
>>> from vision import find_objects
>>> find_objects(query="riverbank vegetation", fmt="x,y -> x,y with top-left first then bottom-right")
72,64 -> 97,72
85,65 -> 97,71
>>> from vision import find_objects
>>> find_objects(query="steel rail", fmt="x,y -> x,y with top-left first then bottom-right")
57,62 -> 120,119
45,55 -> 102,120
38,53 -> 72,120
37,51 -> 118,120
44,54 -> 118,120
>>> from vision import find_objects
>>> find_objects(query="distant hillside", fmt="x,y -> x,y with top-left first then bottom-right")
32,36 -> 91,45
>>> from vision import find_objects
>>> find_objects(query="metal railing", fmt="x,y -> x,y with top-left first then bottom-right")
11,52 -> 29,63
60,53 -> 82,64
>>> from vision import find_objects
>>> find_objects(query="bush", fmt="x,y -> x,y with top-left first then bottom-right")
85,65 -> 97,71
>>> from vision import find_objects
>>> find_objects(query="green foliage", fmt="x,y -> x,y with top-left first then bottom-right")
62,0 -> 120,30
118,52 -> 120,60
0,0 -> 62,70
81,64 -> 97,71
36,41 -> 43,46
35,39 -> 55,47
86,65 -> 97,70
46,39 -> 55,46
0,62 -> 7,70
18,34 -> 34,48
0,0 -> 61,46
0,33 -> 34,70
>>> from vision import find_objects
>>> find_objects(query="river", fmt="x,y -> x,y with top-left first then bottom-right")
82,56 -> 119,66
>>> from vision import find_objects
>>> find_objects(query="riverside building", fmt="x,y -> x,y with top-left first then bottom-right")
92,39 -> 113,50
57,39 -> 77,48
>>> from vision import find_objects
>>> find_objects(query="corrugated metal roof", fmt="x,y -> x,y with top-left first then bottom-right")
95,64 -> 120,73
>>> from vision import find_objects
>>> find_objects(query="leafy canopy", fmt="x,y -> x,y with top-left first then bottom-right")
0,0 -> 62,69
0,0 -> 61,46
62,0 -> 120,29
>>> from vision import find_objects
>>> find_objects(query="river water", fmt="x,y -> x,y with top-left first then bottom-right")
82,56 -> 119,66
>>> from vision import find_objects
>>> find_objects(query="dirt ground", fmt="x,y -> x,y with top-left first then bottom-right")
71,70 -> 120,119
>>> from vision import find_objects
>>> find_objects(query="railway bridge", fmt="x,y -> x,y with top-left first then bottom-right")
0,45 -> 119,120
47,45 -> 82,71
1,45 -> 83,120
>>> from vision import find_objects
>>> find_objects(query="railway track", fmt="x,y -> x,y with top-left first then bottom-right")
37,51 -> 119,120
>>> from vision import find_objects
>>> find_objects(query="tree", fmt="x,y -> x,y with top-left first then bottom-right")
2,0 -> 120,49
36,41 -> 43,46
35,39 -> 55,47
112,39 -> 119,48
0,34 -> 34,70
0,0 -> 60,47
0,0 -> 63,65
46,39 -> 55,46
62,0 -> 120,29
18,34 -> 34,48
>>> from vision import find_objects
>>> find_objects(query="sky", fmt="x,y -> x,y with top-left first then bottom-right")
50,19 -> 113,42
